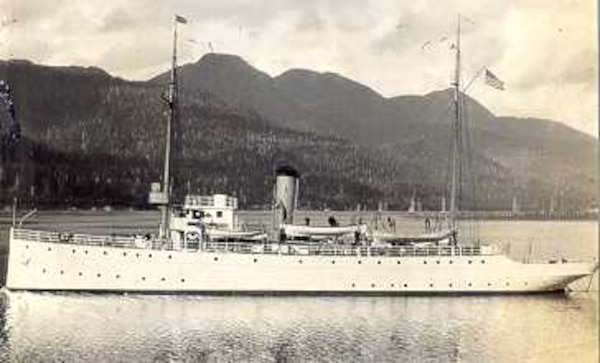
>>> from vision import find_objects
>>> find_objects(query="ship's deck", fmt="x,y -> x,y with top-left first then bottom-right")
11,228 -> 493,257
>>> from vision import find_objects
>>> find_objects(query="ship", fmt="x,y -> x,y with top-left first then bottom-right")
3,16 -> 598,294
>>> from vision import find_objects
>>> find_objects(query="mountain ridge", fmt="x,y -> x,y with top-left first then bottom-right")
0,56 -> 595,211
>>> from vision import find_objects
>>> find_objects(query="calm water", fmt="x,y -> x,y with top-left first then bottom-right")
0,212 -> 597,362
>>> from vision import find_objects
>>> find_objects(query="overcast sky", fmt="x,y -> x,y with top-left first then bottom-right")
1,0 -> 597,136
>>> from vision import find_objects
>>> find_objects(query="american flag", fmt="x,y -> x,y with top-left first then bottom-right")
484,68 -> 504,90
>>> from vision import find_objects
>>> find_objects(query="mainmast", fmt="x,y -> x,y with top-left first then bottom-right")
159,16 -> 182,239
449,15 -> 461,235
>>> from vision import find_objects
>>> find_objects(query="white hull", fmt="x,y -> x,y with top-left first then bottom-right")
6,231 -> 595,294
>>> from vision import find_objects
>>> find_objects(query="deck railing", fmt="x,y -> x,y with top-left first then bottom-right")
12,228 -> 490,257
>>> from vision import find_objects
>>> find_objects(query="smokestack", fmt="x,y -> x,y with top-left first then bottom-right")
271,165 -> 300,241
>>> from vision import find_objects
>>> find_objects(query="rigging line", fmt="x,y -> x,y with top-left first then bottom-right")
462,67 -> 486,94
461,95 -> 480,244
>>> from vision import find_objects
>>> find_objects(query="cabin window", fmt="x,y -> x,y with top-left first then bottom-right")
253,258 -> 258,263
60,270 -> 64,275
371,284 -> 375,288
449,283 -> 453,287
358,261 -> 362,264
97,273 -> 101,277
47,247 -> 52,252
181,278 -> 185,283
161,278 -> 166,281
423,261 -> 427,264
331,260 -> 336,264
72,249 -> 76,254
468,260 -> 472,264
192,210 -> 203,219
216,211 -> 223,218
168,255 -> 172,259
351,283 -> 356,287
123,252 -> 127,257
148,254 -> 152,258
214,257 -> 218,261
468,283 -> 472,287
103,251 -> 108,255
116,275 -> 120,279
403,283 -> 408,288
142,277 -> 146,281
436,260 -> 440,264
429,283 -> 434,288
78,272 -> 83,276
377,261 -> 381,265
396,261 -> 401,264
481,260 -> 485,264
449,260 -> 453,264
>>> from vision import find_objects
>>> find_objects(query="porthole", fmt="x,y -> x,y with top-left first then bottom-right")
97,273 -> 101,278
78,272 -> 83,276
72,249 -> 76,254
524,282 -> 528,286
181,278 -> 185,283
47,247 -> 52,252
487,282 -> 492,287
391,284 -> 395,287
449,283 -> 453,287
84,250 -> 88,255
253,258 -> 258,263
161,277 -> 165,281
25,245 -> 29,249
403,283 -> 408,288
142,277 -> 146,281
358,261 -> 362,264
351,283 -> 356,287
468,283 -> 472,287
103,251 -> 108,255
423,261 -> 427,264
331,260 -> 335,264
123,252 -> 127,256
436,260 -> 440,264
377,261 -> 381,265
371,284 -> 376,288
168,255 -> 172,259
42,268 -> 46,273
148,254 -> 152,258
214,257 -> 218,261
116,274 -> 120,279
481,260 -> 485,264
298,260 -> 303,264
429,283 -> 434,288
506,282 -> 510,286
136,253 -> 140,258
449,260 -> 453,264
60,270 -> 64,275
396,261 -> 401,264
468,260 -> 472,264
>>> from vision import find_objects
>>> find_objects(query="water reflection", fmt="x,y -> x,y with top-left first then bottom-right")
0,290 -> 596,362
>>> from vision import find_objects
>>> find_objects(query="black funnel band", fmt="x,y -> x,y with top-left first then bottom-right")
276,165 -> 300,178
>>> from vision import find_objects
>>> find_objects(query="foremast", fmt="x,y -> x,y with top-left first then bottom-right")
157,16 -> 183,239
